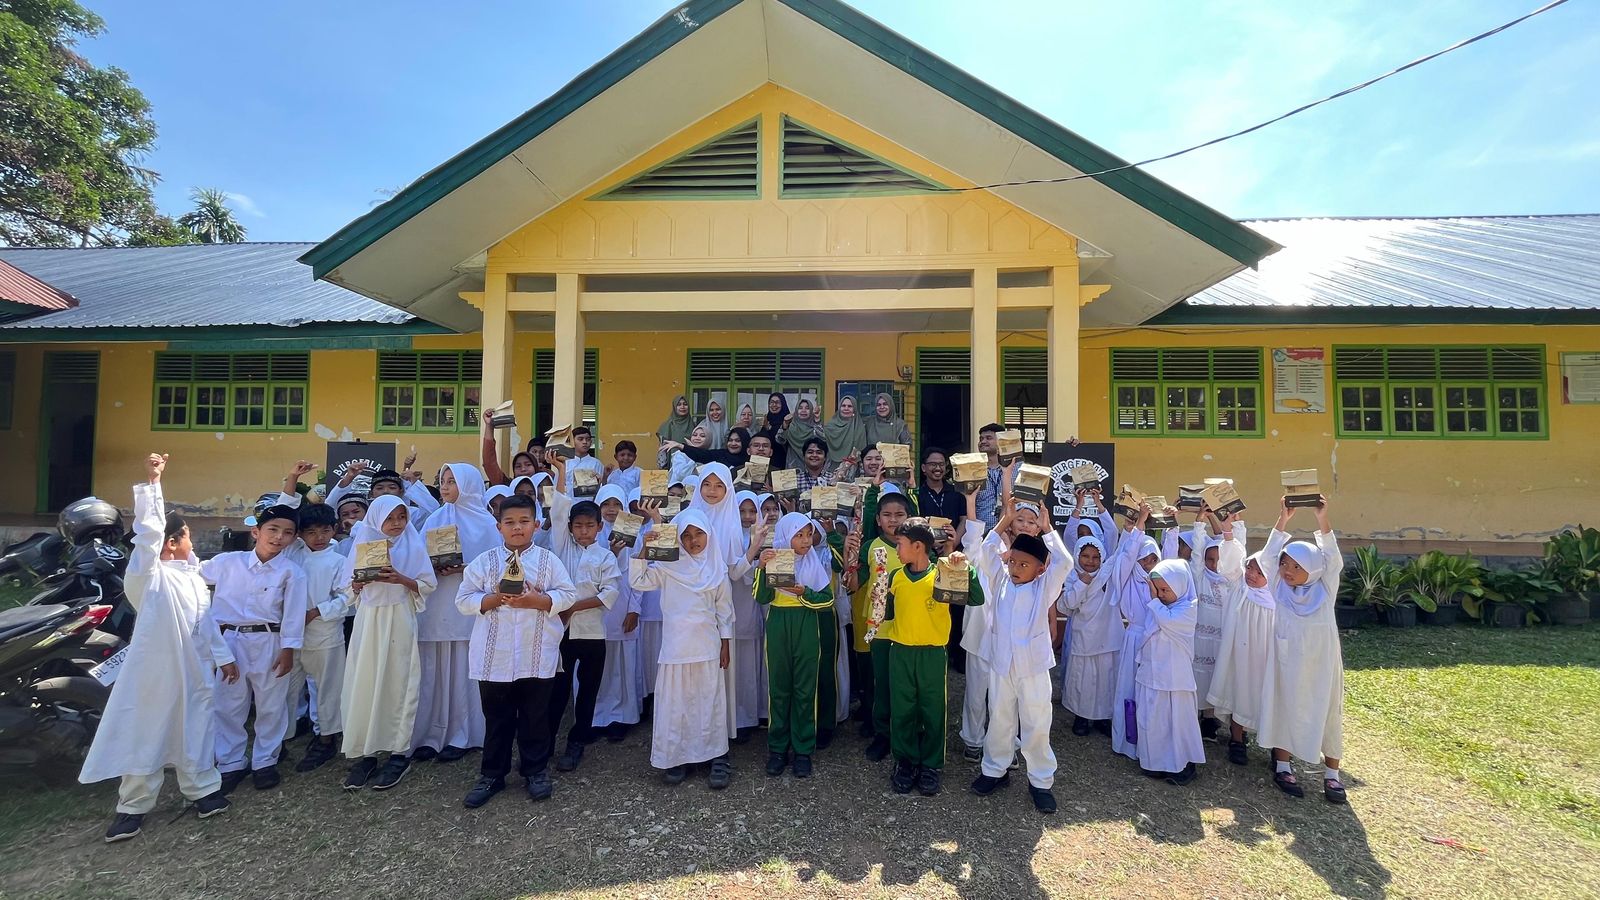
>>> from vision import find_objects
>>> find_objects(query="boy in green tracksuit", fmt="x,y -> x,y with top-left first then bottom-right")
847,484 -> 915,761
886,522 -> 984,797
754,514 -> 841,779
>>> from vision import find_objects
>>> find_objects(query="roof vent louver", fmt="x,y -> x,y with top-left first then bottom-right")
598,121 -> 760,199
781,117 -> 941,196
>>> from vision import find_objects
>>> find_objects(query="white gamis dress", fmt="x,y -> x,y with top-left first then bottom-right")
411,463 -> 491,754
1056,535 -> 1122,721
1254,529 -> 1345,763
1110,529 -> 1161,760
1134,560 -> 1207,773
1189,520 -> 1245,714
1206,550 -> 1276,731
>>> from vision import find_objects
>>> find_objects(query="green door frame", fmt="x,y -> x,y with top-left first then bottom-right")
36,351 -> 100,514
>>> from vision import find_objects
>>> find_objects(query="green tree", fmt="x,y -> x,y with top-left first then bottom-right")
0,0 -> 166,246
177,187 -> 246,243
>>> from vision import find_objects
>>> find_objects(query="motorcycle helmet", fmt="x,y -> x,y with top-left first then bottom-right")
58,497 -> 124,545
243,492 -> 284,527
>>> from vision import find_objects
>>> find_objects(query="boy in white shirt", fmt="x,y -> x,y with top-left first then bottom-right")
564,427 -> 606,495
203,503 -> 307,793
289,501 -> 351,772
605,440 -> 641,494
455,494 -> 578,808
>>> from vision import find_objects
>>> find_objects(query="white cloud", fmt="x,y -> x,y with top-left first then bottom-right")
224,191 -> 267,218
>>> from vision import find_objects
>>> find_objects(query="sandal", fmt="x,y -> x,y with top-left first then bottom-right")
1324,777 -> 1348,805
1273,769 -> 1304,798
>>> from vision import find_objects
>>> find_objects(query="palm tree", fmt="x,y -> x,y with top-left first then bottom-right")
177,188 -> 247,243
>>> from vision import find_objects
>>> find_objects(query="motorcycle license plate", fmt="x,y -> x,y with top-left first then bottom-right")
90,647 -> 129,686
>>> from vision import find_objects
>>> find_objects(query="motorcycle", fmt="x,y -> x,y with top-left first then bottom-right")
0,532 -> 66,584
0,601 -> 114,779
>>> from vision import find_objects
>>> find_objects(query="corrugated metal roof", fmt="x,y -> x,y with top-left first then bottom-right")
0,258 -> 76,312
0,243 -> 412,329
1189,215 -> 1600,310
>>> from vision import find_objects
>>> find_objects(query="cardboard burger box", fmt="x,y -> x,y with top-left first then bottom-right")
997,430 -> 1025,466
1013,463 -> 1054,503
572,467 -> 600,499
1200,478 -> 1247,518
641,469 -> 670,504
743,454 -> 772,489
765,548 -> 797,589
928,516 -> 955,544
645,524 -> 680,562
545,425 -> 575,460
611,512 -> 644,545
1282,469 -> 1323,508
1146,497 -> 1179,530
879,443 -> 912,482
1176,484 -> 1206,511
833,482 -> 863,520
497,550 -> 525,595
539,484 -> 555,515
486,400 -> 517,431
353,540 -> 390,583
425,524 -> 462,570
950,452 -> 989,495
660,495 -> 683,522
1112,484 -> 1147,520
933,555 -> 973,605
771,468 -> 800,502
1070,463 -> 1102,493
804,484 -> 837,516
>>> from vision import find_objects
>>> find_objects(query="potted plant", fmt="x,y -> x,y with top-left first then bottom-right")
1540,526 -> 1600,625
1338,545 -> 1402,627
1399,550 -> 1483,626
1475,565 -> 1552,628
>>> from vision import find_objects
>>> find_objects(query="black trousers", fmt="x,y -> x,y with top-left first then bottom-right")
479,676 -> 556,780
546,635 -> 607,746
947,605 -> 968,674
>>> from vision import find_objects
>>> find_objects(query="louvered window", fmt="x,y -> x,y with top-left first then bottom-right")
1333,345 -> 1546,439
376,351 -> 482,432
781,117 -> 941,196
1110,347 -> 1263,437
1002,348 -> 1049,453
686,349 -> 824,439
154,352 -> 306,432
917,347 -> 971,383
0,352 -> 14,429
598,120 -> 760,199
533,349 -> 599,438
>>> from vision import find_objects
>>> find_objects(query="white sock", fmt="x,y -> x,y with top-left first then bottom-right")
1324,767 -> 1341,782
1274,760 -> 1292,774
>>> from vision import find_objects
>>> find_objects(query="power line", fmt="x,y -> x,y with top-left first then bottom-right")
939,0 -> 1572,194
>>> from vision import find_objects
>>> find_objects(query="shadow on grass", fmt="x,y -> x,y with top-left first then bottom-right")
1341,622 -> 1600,671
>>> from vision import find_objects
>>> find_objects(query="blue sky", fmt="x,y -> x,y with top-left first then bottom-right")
82,0 -> 1600,242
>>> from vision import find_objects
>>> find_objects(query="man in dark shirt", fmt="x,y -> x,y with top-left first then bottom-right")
916,446 -> 970,674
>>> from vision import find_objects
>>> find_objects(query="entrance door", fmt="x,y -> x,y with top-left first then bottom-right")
39,352 -> 99,512
917,382 -> 970,453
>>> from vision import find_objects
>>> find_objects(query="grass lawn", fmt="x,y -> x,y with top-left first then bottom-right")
1,623 -> 1595,899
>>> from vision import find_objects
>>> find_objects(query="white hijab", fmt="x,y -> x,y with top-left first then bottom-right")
1244,551 -> 1275,610
1151,558 -> 1196,606
595,484 -> 627,542
775,511 -> 832,592
689,463 -> 745,565
1074,534 -> 1107,581
1277,540 -> 1330,617
429,463 -> 499,561
652,508 -> 727,595
1198,534 -> 1231,590
342,495 -> 435,605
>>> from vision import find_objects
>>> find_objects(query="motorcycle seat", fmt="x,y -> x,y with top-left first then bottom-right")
0,604 -> 71,642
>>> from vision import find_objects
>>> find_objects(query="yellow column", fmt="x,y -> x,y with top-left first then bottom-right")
481,271 -> 515,469
971,265 -> 999,438
552,272 -> 584,429
1048,264 -> 1081,441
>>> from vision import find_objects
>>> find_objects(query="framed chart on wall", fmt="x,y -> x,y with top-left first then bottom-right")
1560,352 -> 1600,404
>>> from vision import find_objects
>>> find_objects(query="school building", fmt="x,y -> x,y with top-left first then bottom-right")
2,0 -> 1597,552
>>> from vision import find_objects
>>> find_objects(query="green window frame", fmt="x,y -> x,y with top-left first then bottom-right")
376,351 -> 483,432
533,349 -> 600,437
1002,347 -> 1048,456
1109,347 -> 1264,437
153,352 -> 309,432
1333,345 -> 1547,439
685,349 -> 824,434
0,352 -> 14,430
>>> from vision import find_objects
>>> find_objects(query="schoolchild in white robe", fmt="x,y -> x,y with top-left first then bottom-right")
633,488 -> 666,711
338,496 -> 437,791
593,485 -> 643,740
1189,513 -> 1245,739
1207,549 -> 1275,766
454,493 -> 579,808
201,501 -> 307,793
1256,495 -> 1348,804
281,499 -> 352,773
689,466 -> 762,738
83,454 -> 235,843
969,529 -> 1071,815
410,463 -> 493,764
1135,560 -> 1207,783
542,463 -> 622,772
628,507 -> 737,788
1056,535 -> 1121,733
1109,517 -> 1162,759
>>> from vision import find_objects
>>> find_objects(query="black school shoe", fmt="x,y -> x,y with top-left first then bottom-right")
963,744 -> 983,763
556,741 -> 585,772
436,744 -> 469,763
1029,786 -> 1058,815
463,776 -> 504,808
344,756 -> 379,790
297,735 -> 339,772
662,765 -> 689,785
766,751 -> 788,777
792,754 -> 813,778
526,771 -> 554,801
194,791 -> 230,819
890,761 -> 918,794
1093,719 -> 1113,737
411,746 -> 438,762
916,767 -> 942,797
605,722 -> 629,743
708,756 -> 733,790
252,765 -> 281,790
970,772 -> 1010,796
219,768 -> 250,795
371,755 -> 410,790
864,735 -> 891,762
1227,740 -> 1249,766
1166,763 -> 1198,786
104,813 -> 143,843
1071,716 -> 1092,737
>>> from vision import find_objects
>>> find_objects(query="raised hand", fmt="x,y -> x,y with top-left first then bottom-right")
146,452 -> 169,484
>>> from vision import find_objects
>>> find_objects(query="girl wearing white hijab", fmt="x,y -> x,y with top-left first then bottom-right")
1136,560 -> 1206,784
1056,534 -> 1121,734
1207,549 -> 1276,766
594,486 -> 644,739
1109,510 -> 1163,758
631,489 -> 665,713
690,467 -> 764,736
410,464 -> 492,763
628,507 -> 737,789
340,495 -> 438,791
1188,510 -> 1245,741
1256,495 -> 1346,803
754,512 -> 836,777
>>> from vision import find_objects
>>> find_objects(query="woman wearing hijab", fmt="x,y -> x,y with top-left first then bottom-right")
735,402 -> 756,432
777,398 -> 821,467
864,392 -> 912,447
821,395 -> 868,469
1189,509 -> 1245,741
662,427 -> 751,471
340,496 -> 438,791
1136,559 -> 1206,785
1110,507 -> 1163,757
762,393 -> 792,469
689,467 -> 763,737
1207,548 -> 1275,768
410,464 -> 493,764
699,398 -> 730,449
1256,495 -> 1346,804
658,395 -> 696,448
629,507 -> 737,789
664,425 -> 710,484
